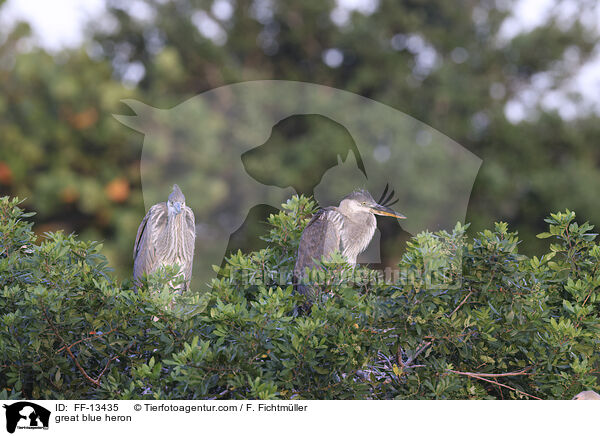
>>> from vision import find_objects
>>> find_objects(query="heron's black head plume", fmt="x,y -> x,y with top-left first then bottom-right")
377,183 -> 399,208
341,188 -> 405,219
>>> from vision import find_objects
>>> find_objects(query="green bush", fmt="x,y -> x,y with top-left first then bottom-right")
1,195 -> 599,399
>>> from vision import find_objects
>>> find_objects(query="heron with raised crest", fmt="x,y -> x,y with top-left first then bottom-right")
294,185 -> 406,298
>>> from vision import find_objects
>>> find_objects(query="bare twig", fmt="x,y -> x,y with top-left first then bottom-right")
449,290 -> 473,317
56,327 -> 118,353
96,356 -> 119,381
577,286 -> 597,330
447,368 -> 531,378
447,368 -> 541,400
42,307 -> 118,387
43,307 -> 100,386
582,289 -> 594,307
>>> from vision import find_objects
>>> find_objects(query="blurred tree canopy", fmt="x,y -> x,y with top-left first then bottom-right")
1,0 -> 600,281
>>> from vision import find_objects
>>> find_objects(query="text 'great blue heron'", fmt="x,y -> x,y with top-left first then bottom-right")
294,188 -> 406,298
133,184 -> 196,291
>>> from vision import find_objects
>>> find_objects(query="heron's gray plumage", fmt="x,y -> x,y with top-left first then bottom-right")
133,184 -> 196,291
294,189 -> 406,298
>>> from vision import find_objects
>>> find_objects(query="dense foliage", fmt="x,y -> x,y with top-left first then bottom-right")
1,195 -> 599,400
2,0 -> 600,278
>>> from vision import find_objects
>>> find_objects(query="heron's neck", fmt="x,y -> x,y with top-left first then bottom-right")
162,213 -> 186,259
339,211 -> 376,263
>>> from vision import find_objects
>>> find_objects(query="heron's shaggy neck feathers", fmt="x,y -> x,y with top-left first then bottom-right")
159,212 -> 188,263
336,203 -> 376,264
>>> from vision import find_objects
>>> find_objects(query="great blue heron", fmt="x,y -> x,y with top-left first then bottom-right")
294,187 -> 406,298
133,184 -> 196,292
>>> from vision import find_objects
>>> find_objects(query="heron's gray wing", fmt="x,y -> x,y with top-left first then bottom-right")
295,207 -> 342,275
181,205 -> 196,287
133,203 -> 167,283
133,210 -> 150,260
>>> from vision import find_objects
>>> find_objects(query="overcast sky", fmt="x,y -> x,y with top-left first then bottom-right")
2,0 -> 600,121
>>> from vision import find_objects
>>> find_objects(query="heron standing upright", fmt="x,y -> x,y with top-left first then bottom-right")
294,188 -> 406,298
133,184 -> 196,292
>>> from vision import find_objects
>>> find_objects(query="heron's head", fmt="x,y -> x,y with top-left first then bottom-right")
167,184 -> 186,216
341,190 -> 406,219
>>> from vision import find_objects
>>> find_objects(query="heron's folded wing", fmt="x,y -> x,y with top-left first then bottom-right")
295,208 -> 342,274
133,211 -> 150,260
182,205 -> 196,284
133,203 -> 167,281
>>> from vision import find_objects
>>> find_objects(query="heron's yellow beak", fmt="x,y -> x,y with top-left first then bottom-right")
370,204 -> 406,219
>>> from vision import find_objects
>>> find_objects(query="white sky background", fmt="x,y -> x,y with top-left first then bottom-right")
2,0 -> 600,122
1,0 -> 106,50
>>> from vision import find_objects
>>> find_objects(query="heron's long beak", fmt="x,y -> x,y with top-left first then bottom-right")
370,204 -> 406,219
174,202 -> 182,214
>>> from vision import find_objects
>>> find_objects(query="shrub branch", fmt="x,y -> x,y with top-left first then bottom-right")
446,368 -> 541,400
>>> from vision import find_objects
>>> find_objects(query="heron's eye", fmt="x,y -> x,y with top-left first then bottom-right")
362,202 -> 367,205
